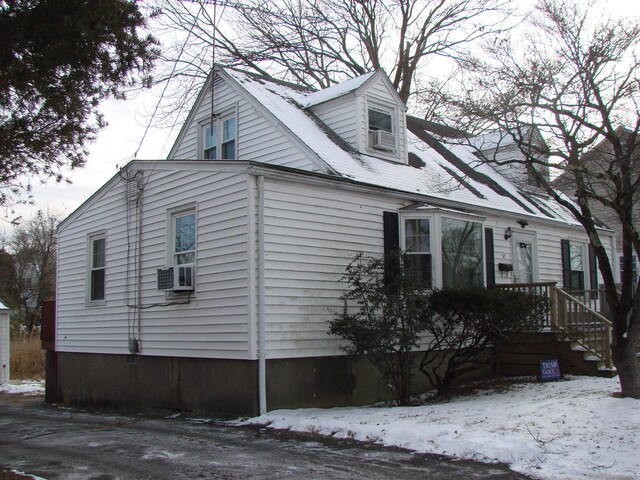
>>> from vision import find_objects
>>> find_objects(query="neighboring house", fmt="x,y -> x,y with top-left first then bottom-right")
470,126 -> 550,190
553,129 -> 640,286
0,301 -> 9,385
53,66 -> 616,416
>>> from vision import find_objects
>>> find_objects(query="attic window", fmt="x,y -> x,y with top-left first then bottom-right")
204,125 -> 217,159
369,106 -> 392,133
201,113 -> 237,160
368,105 -> 396,152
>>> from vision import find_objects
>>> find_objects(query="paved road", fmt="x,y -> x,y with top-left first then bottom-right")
0,393 -> 531,480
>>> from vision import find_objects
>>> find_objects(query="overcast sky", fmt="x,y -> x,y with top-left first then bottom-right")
4,89 -> 178,231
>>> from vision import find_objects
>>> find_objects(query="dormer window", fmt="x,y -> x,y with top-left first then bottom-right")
202,114 -> 236,160
369,105 -> 392,132
368,104 -> 396,152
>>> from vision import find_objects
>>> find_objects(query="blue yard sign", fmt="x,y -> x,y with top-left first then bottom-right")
540,359 -> 561,381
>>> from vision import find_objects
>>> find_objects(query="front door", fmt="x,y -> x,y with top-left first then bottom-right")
512,231 -> 537,284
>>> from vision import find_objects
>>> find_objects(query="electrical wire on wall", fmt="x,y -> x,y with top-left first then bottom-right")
117,1 -> 227,354
123,169 -> 143,353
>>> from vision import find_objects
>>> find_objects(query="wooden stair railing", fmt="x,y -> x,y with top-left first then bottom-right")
495,283 -> 614,370
555,288 -> 613,369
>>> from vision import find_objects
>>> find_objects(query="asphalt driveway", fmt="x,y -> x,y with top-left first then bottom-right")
0,393 -> 531,480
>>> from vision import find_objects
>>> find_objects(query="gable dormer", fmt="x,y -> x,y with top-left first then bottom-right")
305,70 -> 409,164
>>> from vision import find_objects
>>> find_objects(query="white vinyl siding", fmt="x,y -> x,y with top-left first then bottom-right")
483,218 -> 612,288
57,160 -> 617,363
170,75 -> 324,171
57,165 -> 252,359
260,178 -> 404,358
310,97 -> 359,148
357,77 -> 408,164
87,233 -> 106,304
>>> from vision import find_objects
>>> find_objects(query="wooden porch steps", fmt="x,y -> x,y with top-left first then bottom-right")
496,332 -> 617,378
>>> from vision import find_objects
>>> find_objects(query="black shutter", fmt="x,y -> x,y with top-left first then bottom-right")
485,228 -> 495,287
588,243 -> 598,290
383,211 -> 400,288
561,239 -> 571,289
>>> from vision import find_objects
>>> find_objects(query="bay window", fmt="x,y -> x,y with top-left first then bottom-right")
404,218 -> 432,289
401,211 -> 485,290
441,218 -> 483,288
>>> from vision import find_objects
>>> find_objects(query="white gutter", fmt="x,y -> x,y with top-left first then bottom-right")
257,175 -> 267,415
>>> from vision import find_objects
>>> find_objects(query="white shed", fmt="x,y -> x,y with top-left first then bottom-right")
0,301 -> 10,384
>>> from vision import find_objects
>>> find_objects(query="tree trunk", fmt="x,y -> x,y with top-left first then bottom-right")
612,343 -> 640,398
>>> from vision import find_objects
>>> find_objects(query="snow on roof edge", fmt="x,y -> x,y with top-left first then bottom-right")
303,71 -> 378,108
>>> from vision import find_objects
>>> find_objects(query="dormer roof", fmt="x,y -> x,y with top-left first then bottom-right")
303,70 -> 406,111
303,71 -> 377,108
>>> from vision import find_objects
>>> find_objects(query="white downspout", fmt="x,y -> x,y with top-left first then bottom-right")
257,175 -> 267,415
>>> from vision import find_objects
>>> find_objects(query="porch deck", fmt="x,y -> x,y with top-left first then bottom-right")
495,282 -> 614,376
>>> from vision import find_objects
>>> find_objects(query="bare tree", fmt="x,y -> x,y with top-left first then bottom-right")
145,0 -> 515,125
5,211 -> 60,331
452,0 -> 640,397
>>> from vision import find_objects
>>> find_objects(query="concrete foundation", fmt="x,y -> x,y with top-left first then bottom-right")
49,351 -> 492,416
53,353 -> 259,417
50,352 -> 447,416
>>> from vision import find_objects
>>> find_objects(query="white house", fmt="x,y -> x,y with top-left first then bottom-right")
52,66 -> 616,416
0,301 -> 10,385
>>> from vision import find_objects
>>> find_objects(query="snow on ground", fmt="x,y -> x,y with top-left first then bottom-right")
0,380 -> 45,395
242,376 -> 639,480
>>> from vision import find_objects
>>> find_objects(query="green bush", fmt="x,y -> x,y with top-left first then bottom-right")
329,253 -> 549,403
328,253 -> 428,405
419,287 -> 548,392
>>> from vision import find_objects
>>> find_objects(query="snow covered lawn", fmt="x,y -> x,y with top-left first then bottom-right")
243,376 -> 639,480
0,380 -> 44,395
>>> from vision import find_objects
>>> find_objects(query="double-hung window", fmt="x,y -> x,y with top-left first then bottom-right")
204,124 -> 217,159
368,103 -> 396,152
202,114 -> 236,160
88,233 -> 106,304
404,218 -> 432,289
221,116 -> 236,159
368,105 -> 393,133
568,243 -> 585,291
174,211 -> 196,265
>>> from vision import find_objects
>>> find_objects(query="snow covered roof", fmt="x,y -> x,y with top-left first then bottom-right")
222,67 -> 582,226
303,71 -> 377,108
0,301 -> 9,311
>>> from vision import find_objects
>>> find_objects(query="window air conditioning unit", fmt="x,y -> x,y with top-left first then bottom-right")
370,130 -> 396,151
157,264 -> 195,292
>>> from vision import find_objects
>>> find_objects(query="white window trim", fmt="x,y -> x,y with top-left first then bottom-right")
400,211 -> 485,289
202,122 -> 217,160
86,230 -> 106,307
165,204 -> 198,297
365,98 -> 398,153
401,215 -> 435,290
165,203 -> 198,267
567,238 -> 590,290
199,104 -> 238,160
